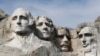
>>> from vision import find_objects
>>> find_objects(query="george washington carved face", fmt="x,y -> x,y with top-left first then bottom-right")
9,8 -> 33,33
55,27 -> 71,52
35,16 -> 54,40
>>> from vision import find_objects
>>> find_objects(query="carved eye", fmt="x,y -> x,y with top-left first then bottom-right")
57,35 -> 64,39
12,16 -> 17,20
57,35 -> 63,38
20,15 -> 27,20
84,33 -> 93,37
37,22 -> 43,26
45,23 -> 51,27
79,34 -> 83,38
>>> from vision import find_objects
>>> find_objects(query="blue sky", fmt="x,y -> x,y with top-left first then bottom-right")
0,0 -> 100,28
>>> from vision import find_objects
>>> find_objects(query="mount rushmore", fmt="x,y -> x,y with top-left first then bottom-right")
0,8 -> 100,56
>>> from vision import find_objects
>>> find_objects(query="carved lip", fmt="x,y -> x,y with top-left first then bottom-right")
60,44 -> 69,47
42,31 -> 49,33
82,44 -> 88,47
42,32 -> 47,33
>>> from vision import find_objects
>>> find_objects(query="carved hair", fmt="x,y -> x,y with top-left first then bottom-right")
77,22 -> 98,41
7,8 -> 34,30
35,16 -> 54,28
34,16 -> 55,41
53,26 -> 72,51
76,22 -> 95,34
55,26 -> 71,39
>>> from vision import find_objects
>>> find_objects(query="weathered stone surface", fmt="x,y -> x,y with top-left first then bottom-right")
0,9 -> 9,45
95,16 -> 100,22
1,8 -> 100,56
94,17 -> 100,56
76,22 -> 95,33
0,45 -> 30,56
31,43 -> 73,56
0,9 -> 8,20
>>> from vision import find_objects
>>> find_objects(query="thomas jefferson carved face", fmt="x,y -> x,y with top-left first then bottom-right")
35,16 -> 54,40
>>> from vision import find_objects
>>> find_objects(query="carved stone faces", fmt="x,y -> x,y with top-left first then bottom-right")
9,8 -> 33,33
55,27 -> 71,52
35,16 -> 54,40
78,26 -> 97,48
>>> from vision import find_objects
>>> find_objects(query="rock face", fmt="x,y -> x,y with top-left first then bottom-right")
94,16 -> 100,56
75,21 -> 100,56
95,16 -> 100,22
0,45 -> 28,56
0,9 -> 9,45
0,9 -> 8,28
0,9 -> 8,20
1,8 -> 100,56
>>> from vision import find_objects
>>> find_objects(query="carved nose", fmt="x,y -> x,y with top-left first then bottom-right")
43,27 -> 48,31
83,40 -> 86,43
17,22 -> 21,25
43,24 -> 48,31
62,36 -> 68,42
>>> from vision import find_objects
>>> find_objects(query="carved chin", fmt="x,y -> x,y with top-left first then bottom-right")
13,29 -> 24,32
42,33 -> 50,38
82,43 -> 89,47
13,28 -> 29,33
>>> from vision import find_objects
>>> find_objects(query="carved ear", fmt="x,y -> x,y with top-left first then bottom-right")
69,29 -> 78,39
6,16 -> 11,29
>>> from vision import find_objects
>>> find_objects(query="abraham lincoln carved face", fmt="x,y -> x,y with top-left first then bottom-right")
9,8 -> 33,33
55,27 -> 71,52
78,26 -> 97,48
